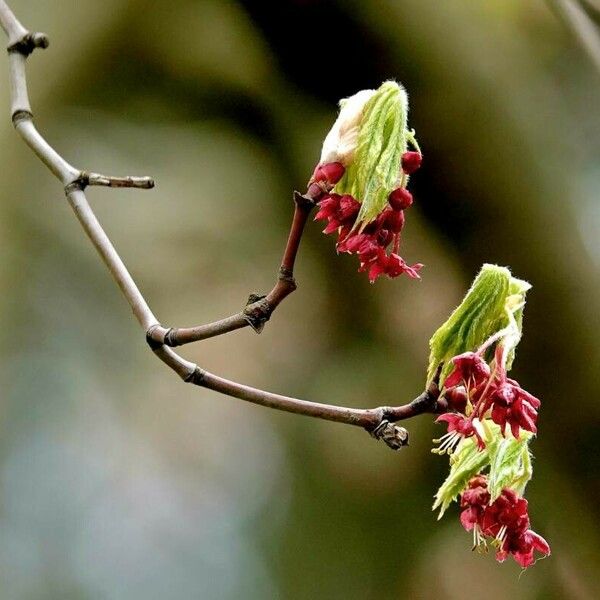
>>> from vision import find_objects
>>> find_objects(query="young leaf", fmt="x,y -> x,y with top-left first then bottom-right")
432,436 -> 494,518
488,433 -> 533,500
427,264 -> 530,384
333,81 -> 410,226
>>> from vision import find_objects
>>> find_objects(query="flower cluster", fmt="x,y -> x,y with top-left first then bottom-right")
429,265 -> 548,569
434,344 -> 541,454
312,155 -> 423,282
309,81 -> 423,282
460,476 -> 550,568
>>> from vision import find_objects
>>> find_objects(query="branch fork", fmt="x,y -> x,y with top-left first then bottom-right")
0,0 -> 446,451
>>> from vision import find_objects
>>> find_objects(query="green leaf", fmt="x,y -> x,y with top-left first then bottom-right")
426,264 -> 531,385
432,435 -> 495,518
334,80 -> 410,225
487,433 -> 533,501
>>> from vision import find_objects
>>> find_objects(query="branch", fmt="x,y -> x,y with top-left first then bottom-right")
149,341 -> 447,449
147,190 -> 315,345
548,0 -> 600,74
0,0 -> 444,451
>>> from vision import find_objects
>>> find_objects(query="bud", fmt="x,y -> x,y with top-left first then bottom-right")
388,187 -> 413,210
445,385 -> 468,413
319,89 -> 377,167
311,81 -> 423,282
401,151 -> 422,174
314,80 -> 420,223
311,161 -> 346,185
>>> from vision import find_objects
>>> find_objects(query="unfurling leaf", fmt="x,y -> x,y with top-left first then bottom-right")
427,264 -> 531,385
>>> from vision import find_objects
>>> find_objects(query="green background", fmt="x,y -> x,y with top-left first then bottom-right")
0,1 -> 598,598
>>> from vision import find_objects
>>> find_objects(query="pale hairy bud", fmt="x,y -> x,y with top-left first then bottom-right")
319,89 -> 377,166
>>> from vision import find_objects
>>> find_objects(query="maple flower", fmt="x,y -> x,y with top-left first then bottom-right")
314,193 -> 361,235
488,378 -> 540,438
496,528 -> 551,568
434,413 -> 485,453
481,489 -> 550,568
459,480 -> 550,567
480,488 -> 530,539
443,351 -> 491,389
310,81 -> 422,282
474,345 -> 542,439
459,475 -> 491,548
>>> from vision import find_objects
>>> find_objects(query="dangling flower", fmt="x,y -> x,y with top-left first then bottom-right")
459,475 -> 491,550
488,378 -> 540,438
481,489 -> 550,568
458,479 -> 550,567
443,352 -> 491,389
311,81 -> 422,282
434,413 -> 486,453
497,528 -> 551,568
480,488 -> 530,539
314,193 -> 361,235
474,345 -> 541,439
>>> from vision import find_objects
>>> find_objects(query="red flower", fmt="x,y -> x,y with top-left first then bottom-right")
435,413 -> 485,451
480,489 -> 530,539
459,483 -> 551,567
497,529 -> 551,568
401,151 -> 422,174
314,189 -> 421,283
487,378 -> 540,439
481,489 -> 550,568
459,476 -> 491,532
359,248 -> 423,283
314,194 -> 341,221
315,194 -> 360,235
387,253 -> 423,279
443,352 -> 491,389
444,385 -> 468,413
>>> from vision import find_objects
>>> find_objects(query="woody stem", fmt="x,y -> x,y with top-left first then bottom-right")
146,190 -> 315,346
0,0 -> 443,452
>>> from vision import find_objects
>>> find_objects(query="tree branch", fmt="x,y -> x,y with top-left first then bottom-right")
548,0 -> 600,74
0,0 -> 444,450
147,190 -> 315,345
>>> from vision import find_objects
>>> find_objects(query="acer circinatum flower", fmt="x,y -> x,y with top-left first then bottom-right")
434,413 -> 486,453
459,478 -> 550,568
443,351 -> 491,390
487,377 -> 540,438
310,81 -> 423,282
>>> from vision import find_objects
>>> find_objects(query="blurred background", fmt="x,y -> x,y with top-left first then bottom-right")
0,0 -> 599,598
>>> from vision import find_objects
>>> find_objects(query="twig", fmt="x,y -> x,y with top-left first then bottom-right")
0,0 -> 444,450
581,0 -> 600,20
548,0 -> 600,74
147,191 -> 314,345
